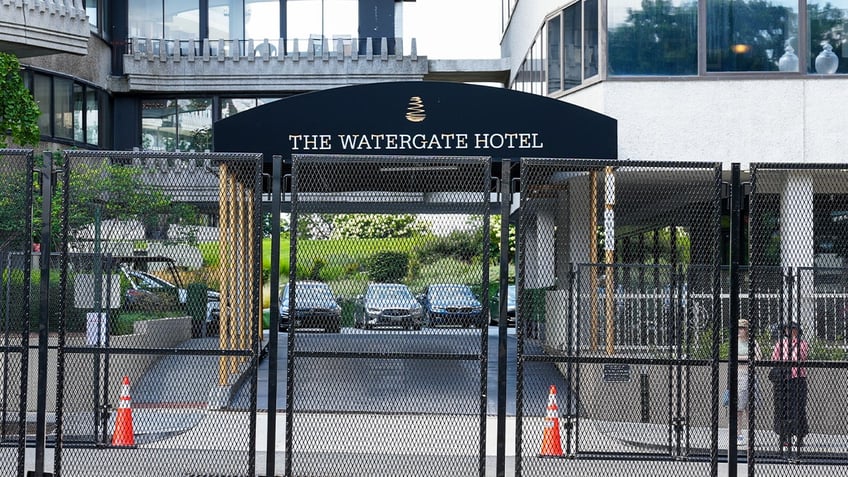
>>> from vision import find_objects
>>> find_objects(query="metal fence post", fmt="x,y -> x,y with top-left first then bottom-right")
34,151 -> 54,477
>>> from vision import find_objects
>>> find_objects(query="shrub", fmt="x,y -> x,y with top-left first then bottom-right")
415,230 -> 484,264
366,251 -> 409,283
809,339 -> 846,361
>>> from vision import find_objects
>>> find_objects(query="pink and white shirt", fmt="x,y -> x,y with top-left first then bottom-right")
771,338 -> 809,379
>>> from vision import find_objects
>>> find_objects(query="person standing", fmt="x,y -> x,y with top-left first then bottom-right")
771,322 -> 809,451
736,319 -> 761,445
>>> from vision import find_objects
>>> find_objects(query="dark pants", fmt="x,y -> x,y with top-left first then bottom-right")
773,377 -> 808,444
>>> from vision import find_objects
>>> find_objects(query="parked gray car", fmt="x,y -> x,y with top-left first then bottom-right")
354,283 -> 423,330
419,283 -> 484,328
279,281 -> 342,333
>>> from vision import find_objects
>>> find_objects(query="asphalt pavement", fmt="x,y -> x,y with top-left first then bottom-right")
51,327 -> 843,476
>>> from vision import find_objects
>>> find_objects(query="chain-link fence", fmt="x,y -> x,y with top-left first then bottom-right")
6,153 -> 848,476
0,150 -> 34,477
746,164 -> 848,474
48,151 -> 263,476
516,160 -> 722,476
284,154 -> 492,476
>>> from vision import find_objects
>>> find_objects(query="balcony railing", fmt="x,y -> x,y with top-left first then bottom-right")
0,0 -> 88,56
120,36 -> 427,92
127,37 -> 418,62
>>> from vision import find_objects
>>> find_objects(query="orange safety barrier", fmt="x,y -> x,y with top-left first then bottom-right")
539,384 -> 563,457
112,375 -> 135,447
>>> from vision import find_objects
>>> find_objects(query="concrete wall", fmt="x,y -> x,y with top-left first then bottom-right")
0,316 -> 192,415
570,361 -> 848,436
564,78 -> 848,165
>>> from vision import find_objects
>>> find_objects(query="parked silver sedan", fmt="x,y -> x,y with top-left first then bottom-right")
354,283 -> 423,330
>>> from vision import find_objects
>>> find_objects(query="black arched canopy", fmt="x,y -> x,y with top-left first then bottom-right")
213,81 -> 617,163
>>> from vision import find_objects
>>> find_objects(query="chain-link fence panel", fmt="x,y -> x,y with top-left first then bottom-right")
748,165 -> 848,474
51,151 -> 262,477
286,154 -> 491,476
0,150 -> 34,477
516,160 -> 722,476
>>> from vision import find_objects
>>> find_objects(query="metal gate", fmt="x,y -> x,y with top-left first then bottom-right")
280,154 -> 492,476
516,160 -> 723,476
514,160 -> 848,476
9,150 -> 264,477
8,152 -> 848,477
0,150 -> 35,477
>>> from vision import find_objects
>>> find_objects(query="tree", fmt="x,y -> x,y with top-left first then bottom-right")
42,159 -> 203,247
296,213 -> 334,239
0,168 -> 31,250
0,52 -> 40,147
330,214 -> 430,239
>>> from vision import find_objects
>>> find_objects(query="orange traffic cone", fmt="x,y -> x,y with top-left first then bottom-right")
539,384 -> 563,457
112,376 -> 135,447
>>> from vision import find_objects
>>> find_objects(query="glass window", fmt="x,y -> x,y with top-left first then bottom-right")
86,0 -> 98,29
209,0 -> 245,40
165,0 -> 200,40
220,97 -> 282,119
74,83 -> 85,143
129,0 -> 164,38
286,0 -> 355,46
547,14 -> 562,93
706,0 -> 798,72
221,98 -> 258,119
247,0 -> 281,40
142,99 -> 177,151
563,3 -> 582,89
324,0 -> 358,46
33,74 -> 51,136
807,1 -> 848,74
177,99 -> 213,152
583,0 -> 599,79
86,89 -> 100,145
608,0 -> 697,76
54,77 -> 74,140
287,0 -> 323,43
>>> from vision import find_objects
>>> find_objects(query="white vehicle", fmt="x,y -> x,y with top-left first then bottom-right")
116,256 -> 220,323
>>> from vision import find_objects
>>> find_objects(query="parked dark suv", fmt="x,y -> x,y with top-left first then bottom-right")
419,283 -> 484,328
279,281 -> 342,333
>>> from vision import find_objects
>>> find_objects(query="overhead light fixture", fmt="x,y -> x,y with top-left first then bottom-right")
379,166 -> 459,172
731,44 -> 751,54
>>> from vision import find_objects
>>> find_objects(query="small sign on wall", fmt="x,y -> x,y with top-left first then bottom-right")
602,363 -> 632,383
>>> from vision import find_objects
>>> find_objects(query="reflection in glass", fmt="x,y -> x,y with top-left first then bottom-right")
128,0 -> 164,38
584,0 -> 599,79
178,99 -> 213,152
87,2 -> 98,29
807,2 -> 847,74
209,0 -> 245,40
86,89 -> 99,145
74,83 -> 84,143
563,3 -> 582,89
54,77 -> 74,140
286,0 -> 355,48
142,99 -> 176,151
34,74 -> 51,136
706,0 -> 797,72
608,0 -> 697,76
531,36 -> 544,95
246,0 -> 280,41
547,14 -> 562,93
164,0 -> 199,39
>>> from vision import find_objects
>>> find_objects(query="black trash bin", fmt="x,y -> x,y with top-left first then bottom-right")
186,283 -> 208,337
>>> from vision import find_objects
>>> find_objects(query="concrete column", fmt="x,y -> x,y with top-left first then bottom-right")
780,171 -> 815,331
